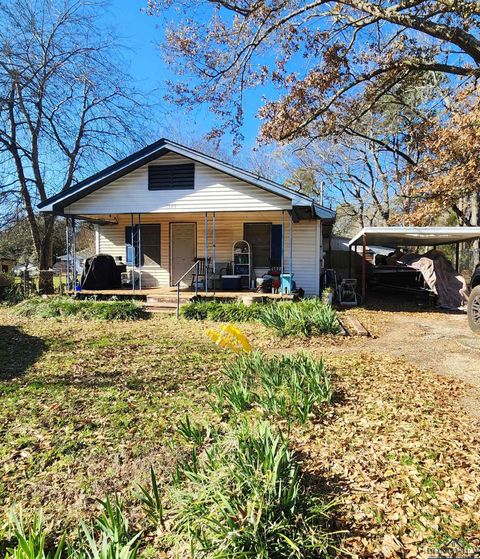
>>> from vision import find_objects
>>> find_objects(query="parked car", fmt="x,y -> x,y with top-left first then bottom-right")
468,264 -> 480,333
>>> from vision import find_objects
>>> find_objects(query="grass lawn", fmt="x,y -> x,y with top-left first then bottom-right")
0,307 -> 479,557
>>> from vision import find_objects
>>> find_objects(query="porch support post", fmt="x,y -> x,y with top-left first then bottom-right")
72,217 -> 77,291
130,213 -> 135,291
361,234 -> 367,302
289,210 -> 293,294
348,244 -> 352,278
138,213 -> 142,290
212,211 -> 216,297
281,210 -> 285,275
455,242 -> 460,272
65,217 -> 70,291
204,212 -> 208,295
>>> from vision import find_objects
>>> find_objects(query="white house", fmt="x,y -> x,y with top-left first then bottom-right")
39,139 -> 335,296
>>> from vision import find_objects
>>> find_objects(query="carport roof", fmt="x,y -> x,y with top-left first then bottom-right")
349,226 -> 480,248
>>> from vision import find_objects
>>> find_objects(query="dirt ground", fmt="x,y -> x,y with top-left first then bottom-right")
341,301 -> 480,419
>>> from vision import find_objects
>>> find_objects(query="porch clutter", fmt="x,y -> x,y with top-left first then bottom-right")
221,275 -> 242,291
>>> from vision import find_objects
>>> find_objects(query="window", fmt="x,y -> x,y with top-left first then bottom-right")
148,164 -> 194,190
125,225 -> 161,266
244,223 -> 283,268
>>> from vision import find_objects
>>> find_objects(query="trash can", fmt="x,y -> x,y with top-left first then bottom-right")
280,274 -> 295,294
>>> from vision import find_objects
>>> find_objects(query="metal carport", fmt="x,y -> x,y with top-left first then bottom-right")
349,227 -> 480,300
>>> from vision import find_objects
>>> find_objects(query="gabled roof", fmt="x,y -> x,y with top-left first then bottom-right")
38,138 -> 335,220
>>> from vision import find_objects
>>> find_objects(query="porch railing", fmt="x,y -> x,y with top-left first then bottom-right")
175,260 -> 200,319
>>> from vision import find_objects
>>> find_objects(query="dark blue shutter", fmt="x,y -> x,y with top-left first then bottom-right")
270,225 -> 283,267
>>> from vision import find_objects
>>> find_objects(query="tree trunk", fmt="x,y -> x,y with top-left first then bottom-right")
37,216 -> 56,294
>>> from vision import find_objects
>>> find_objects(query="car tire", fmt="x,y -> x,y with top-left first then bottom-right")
468,285 -> 480,334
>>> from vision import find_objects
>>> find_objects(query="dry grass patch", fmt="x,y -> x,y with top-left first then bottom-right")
0,311 -> 225,534
295,352 -> 480,558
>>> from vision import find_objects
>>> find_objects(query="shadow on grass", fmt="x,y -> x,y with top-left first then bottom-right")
0,325 -> 46,381
363,290 -> 466,314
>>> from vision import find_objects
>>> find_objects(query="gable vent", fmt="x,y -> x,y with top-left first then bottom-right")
148,163 -> 194,190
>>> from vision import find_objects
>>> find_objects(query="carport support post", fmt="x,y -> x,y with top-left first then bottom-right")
361,234 -> 367,302
348,244 -> 352,278
455,242 -> 460,272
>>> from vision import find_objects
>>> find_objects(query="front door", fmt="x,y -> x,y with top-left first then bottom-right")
170,222 -> 196,286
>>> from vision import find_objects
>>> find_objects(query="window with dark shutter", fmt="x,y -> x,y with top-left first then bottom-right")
125,225 -> 161,266
244,223 -> 284,268
140,225 -> 161,265
148,164 -> 194,190
244,223 -> 272,268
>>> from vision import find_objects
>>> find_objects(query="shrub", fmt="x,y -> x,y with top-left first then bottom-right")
0,273 -> 24,305
165,421 -> 334,558
213,351 -> 333,424
181,298 -> 340,336
12,297 -> 147,321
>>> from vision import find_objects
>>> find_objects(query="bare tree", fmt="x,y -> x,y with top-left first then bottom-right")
147,0 -> 479,153
0,0 -> 148,292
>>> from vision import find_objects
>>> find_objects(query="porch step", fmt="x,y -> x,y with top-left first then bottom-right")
143,301 -> 185,315
146,295 -> 193,305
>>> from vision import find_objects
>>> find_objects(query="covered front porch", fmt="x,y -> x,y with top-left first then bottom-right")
65,209 -> 323,297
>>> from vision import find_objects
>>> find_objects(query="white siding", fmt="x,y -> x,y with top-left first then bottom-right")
66,153 -> 291,215
97,212 -> 321,295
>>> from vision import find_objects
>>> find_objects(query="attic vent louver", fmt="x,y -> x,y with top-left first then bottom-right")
148,164 -> 194,190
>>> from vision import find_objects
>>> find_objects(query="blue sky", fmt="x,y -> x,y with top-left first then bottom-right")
101,0 -> 266,155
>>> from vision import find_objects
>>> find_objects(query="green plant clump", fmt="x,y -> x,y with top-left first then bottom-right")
181,299 -> 266,322
258,298 -> 340,336
181,298 -> 340,336
3,497 -> 140,558
12,297 -> 147,321
212,351 -> 333,423
164,421 -> 334,558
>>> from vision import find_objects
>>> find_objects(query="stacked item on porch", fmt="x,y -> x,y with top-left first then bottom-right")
81,254 -> 122,290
